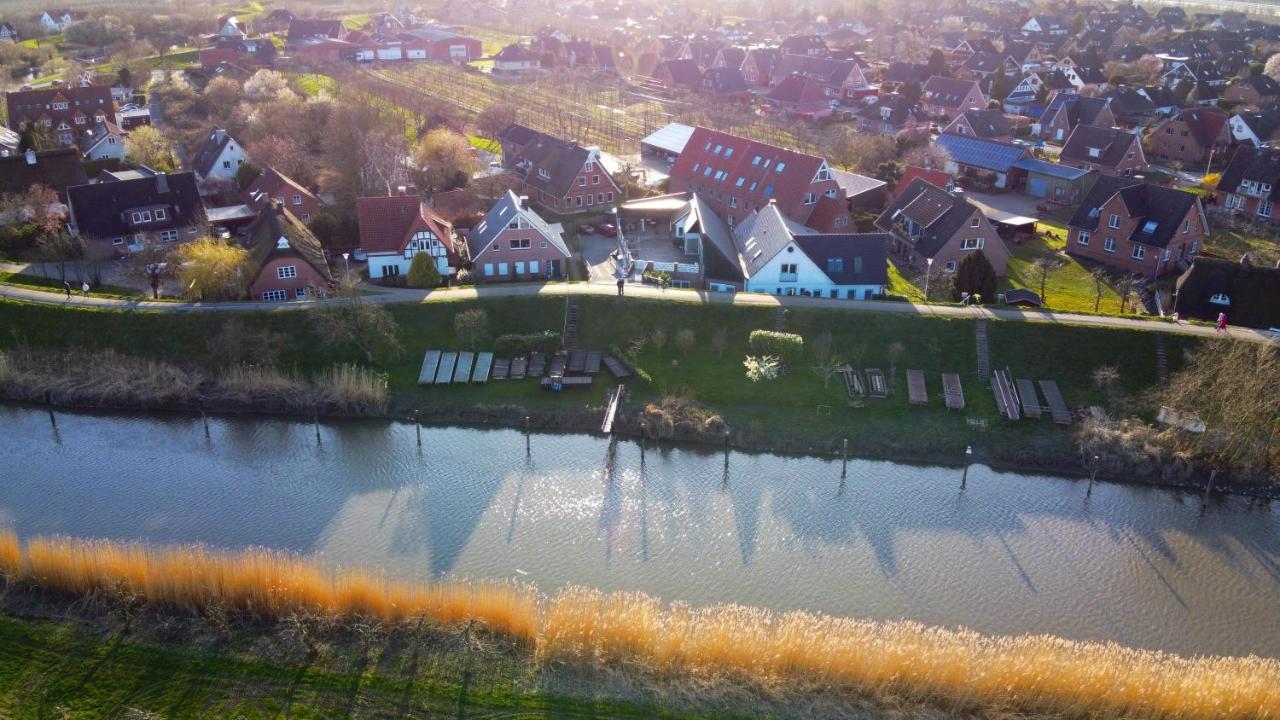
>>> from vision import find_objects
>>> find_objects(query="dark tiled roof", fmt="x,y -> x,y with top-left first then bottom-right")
957,109 -> 1013,138
1173,107 -> 1229,148
498,123 -> 538,146
733,202 -> 812,277
1059,126 -> 1139,168
1068,176 -> 1202,248
793,233 -> 889,285
768,74 -> 827,104
1174,257 -> 1280,328
244,167 -> 316,211
244,203 -> 332,282
1239,73 -> 1280,97
0,148 -> 87,197
962,52 -> 1005,74
66,171 -> 203,238
191,127 -> 237,178
508,129 -> 596,198
875,178 -> 979,257
923,76 -> 983,109
658,58 -> 702,87
1232,112 -> 1280,145
854,94 -> 926,126
494,43 -> 536,62
882,62 -> 928,84
771,54 -> 861,87
465,190 -> 568,258
1047,93 -> 1112,126
701,66 -> 748,94
287,18 -> 344,43
1217,146 -> 1280,200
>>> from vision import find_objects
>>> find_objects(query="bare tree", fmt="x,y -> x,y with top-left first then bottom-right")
36,230 -> 83,283
711,328 -> 728,359
476,102 -> 518,140
312,278 -> 403,362
1091,268 -> 1108,313
454,308 -> 489,351
1031,256 -> 1065,304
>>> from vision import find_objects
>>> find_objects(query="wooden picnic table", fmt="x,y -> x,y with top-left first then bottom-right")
472,352 -> 493,383
453,351 -> 474,383
584,350 -> 602,375
1039,380 -> 1072,425
418,350 -> 441,385
906,369 -> 927,406
511,356 -> 527,379
992,369 -> 1021,420
492,358 -> 510,380
866,368 -> 887,398
435,353 -> 457,385
550,351 -> 567,376
1016,378 -> 1042,419
568,349 -> 587,373
942,373 -> 965,410
603,355 -> 632,379
529,352 -> 547,377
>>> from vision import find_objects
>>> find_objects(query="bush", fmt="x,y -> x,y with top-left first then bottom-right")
406,252 -> 442,288
748,330 -> 804,361
456,269 -> 475,285
495,331 -> 561,356
951,250 -> 997,304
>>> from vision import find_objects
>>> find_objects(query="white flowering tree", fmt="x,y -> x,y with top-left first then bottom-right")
743,355 -> 780,383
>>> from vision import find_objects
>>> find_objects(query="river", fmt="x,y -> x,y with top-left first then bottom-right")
2,406 -> 1278,658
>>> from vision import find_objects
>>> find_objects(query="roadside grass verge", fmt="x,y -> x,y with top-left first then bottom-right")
0,269 -> 173,302
1205,228 -> 1280,266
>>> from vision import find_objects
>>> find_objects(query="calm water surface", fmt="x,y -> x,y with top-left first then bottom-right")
2,406 -> 1278,658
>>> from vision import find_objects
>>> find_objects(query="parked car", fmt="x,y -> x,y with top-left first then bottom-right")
596,223 -> 617,237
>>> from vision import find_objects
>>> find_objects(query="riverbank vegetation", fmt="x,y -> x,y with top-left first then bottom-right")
0,530 -> 1276,719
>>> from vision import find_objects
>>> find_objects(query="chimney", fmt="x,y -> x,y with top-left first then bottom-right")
519,195 -> 530,210
155,172 -> 169,194
24,148 -> 36,165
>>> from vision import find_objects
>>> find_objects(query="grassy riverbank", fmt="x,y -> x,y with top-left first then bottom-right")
0,296 -> 1192,468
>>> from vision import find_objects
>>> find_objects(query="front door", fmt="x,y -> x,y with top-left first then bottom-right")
550,259 -> 562,278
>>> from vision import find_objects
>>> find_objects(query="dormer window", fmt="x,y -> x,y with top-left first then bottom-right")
538,168 -> 550,180
1087,147 -> 1101,158
74,116 -> 85,125
1209,293 -> 1230,305
775,162 -> 786,173
154,208 -> 166,221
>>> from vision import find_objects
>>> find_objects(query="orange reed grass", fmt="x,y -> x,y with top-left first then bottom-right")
3,534 -> 1277,719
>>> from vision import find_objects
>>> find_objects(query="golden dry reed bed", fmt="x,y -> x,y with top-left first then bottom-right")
0,530 -> 1277,719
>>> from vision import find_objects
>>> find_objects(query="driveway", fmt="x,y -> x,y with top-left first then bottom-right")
578,228 -> 622,281
964,190 -> 1044,220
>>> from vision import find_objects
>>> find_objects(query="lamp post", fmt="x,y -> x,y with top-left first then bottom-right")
962,445 -> 973,489
924,257 -> 933,303
341,252 -> 350,281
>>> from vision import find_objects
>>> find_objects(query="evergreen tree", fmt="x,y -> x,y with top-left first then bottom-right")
406,252 -> 443,288
951,249 -> 997,304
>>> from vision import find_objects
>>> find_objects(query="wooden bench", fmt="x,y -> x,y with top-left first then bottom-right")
942,373 -> 965,410
906,369 -> 927,406
1016,378 -> 1042,419
418,350 -> 441,385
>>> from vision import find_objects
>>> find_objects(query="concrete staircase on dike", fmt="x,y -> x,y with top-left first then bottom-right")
975,320 -> 991,386
563,298 -> 580,350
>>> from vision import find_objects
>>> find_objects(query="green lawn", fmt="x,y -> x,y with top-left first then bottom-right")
1000,218 -> 1128,315
293,72 -> 336,97
0,613 -> 723,719
0,295 -> 1192,467
0,270 -> 173,302
469,134 -> 501,153
1203,228 -> 1280,266
885,262 -> 924,301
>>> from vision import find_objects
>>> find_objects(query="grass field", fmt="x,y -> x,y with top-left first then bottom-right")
1205,227 -> 1280,266
0,270 -> 172,302
1000,217 -> 1128,314
0,295 -> 1192,466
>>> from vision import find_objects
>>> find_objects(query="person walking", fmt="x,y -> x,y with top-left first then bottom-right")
81,281 -> 90,298
616,277 -> 624,297
1216,312 -> 1228,332
63,281 -> 71,300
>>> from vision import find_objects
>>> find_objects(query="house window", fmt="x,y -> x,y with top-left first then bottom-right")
961,237 -> 984,250
112,237 -> 124,245
803,192 -> 817,204
1108,213 -> 1121,229
160,230 -> 179,243
277,265 -> 298,279
302,213 -> 311,222
780,263 -> 797,280
1131,245 -> 1146,260
827,257 -> 843,272
498,262 -> 509,274
1209,293 -> 1230,305
510,238 -> 531,249
586,194 -> 594,205
752,155 -> 762,165
584,160 -> 594,172
1104,237 -> 1117,253
763,185 -> 774,196
222,160 -> 231,169
1260,200 -> 1273,219
262,290 -> 286,301
131,212 -> 143,223
141,211 -> 152,222
945,260 -> 957,272
293,195 -> 302,205
970,217 -> 980,227
735,177 -> 746,187
295,288 -> 308,299
1182,218 -> 1189,233
530,260 -> 540,274
154,209 -> 166,221
724,147 -> 734,158
577,177 -> 586,186
540,239 -> 548,249
1076,230 -> 1090,246
775,162 -> 786,173
592,175 -> 600,185
729,196 -> 738,208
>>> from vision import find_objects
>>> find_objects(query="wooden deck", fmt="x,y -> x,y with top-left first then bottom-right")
435,353 -> 457,385
603,355 -> 632,379
942,373 -> 965,410
906,369 -> 927,406
1039,380 -> 1072,425
992,369 -> 1021,420
1016,378 -> 1042,419
472,352 -> 493,383
453,351 -> 474,383
418,350 -> 441,385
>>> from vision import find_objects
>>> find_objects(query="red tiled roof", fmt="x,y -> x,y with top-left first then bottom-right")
357,194 -> 454,256
245,167 -> 315,210
893,166 -> 953,198
200,48 -> 240,69
767,75 -> 827,105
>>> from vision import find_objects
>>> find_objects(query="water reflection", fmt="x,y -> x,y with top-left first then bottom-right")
0,405 -> 1277,659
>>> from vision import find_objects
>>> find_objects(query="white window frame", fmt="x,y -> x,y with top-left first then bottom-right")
961,237 -> 984,250
293,195 -> 302,205
1104,237 -> 1117,253
1131,245 -> 1146,260
1259,200 -> 1273,219
154,208 -> 166,221
262,290 -> 286,301
1076,230 -> 1090,245
277,265 -> 298,279
1108,213 -> 1121,229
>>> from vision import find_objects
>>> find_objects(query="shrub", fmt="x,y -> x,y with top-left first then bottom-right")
743,354 -> 780,382
749,330 -> 804,361
494,331 -> 563,356
456,269 -> 475,285
675,328 -> 695,355
951,250 -> 997,304
406,253 -> 442,288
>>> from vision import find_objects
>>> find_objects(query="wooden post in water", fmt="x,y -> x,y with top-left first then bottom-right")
201,403 -> 210,439
414,410 -> 421,447
1203,468 -> 1218,507
639,419 -> 646,463
961,445 -> 973,490
723,430 -> 730,468
524,416 -> 531,456
841,438 -> 849,478
313,408 -> 321,445
1087,454 -> 1099,498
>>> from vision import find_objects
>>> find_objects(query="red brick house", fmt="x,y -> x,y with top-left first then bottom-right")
1215,145 -> 1280,226
357,193 -> 464,281
1148,108 -> 1231,166
4,85 -> 119,151
465,191 -> 571,282
740,48 -> 781,86
1067,176 -> 1207,278
768,54 -> 872,103
765,75 -> 832,118
1059,126 -> 1147,177
244,167 -> 324,223
667,126 -> 848,229
244,203 -> 333,301
1037,93 -> 1116,143
496,124 -> 622,214
920,76 -> 987,122
875,178 -> 1011,277
1223,73 -> 1280,108
941,109 -> 1014,142
66,170 -> 205,255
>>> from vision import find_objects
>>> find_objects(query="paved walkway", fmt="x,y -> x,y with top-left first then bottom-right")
1,277 -> 1275,343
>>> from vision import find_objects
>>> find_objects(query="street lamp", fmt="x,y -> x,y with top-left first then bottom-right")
341,252 -> 350,280
924,257 -> 933,302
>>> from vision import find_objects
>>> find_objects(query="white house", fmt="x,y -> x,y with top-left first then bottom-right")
40,10 -> 79,32
190,127 -> 248,191
733,201 -> 888,299
357,194 -> 464,281
79,122 -> 126,161
492,44 -> 540,74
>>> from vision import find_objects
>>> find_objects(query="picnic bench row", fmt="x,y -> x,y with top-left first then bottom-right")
418,350 -> 632,385
992,369 -> 1072,425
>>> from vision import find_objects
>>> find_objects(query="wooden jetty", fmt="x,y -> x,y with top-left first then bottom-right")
1039,380 -> 1072,425
601,384 -> 625,433
568,349 -> 587,373
603,355 -> 632,379
585,350 -> 602,375
492,358 -> 510,380
1015,378 -> 1042,419
942,373 -> 965,410
906,369 -> 927,406
418,350 -> 441,385
435,352 -> 457,385
472,352 -> 493,383
453,351 -> 474,383
992,369 -> 1021,420
866,368 -> 888,398
511,356 -> 528,379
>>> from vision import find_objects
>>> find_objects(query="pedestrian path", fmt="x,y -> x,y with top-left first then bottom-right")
975,320 -> 991,385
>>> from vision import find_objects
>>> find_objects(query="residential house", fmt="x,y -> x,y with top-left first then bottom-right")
244,167 -> 323,223
77,120 -> 126,162
66,171 -> 204,254
1021,15 -> 1067,36
0,147 -> 87,199
1229,111 -> 1280,148
933,132 -> 1029,190
854,94 -> 928,136
618,192 -> 743,290
1223,73 -> 1280,107
286,18 -> 348,47
700,66 -> 749,97
1059,126 -> 1147,177
243,202 -> 333,301
1002,41 -> 1044,72
1101,87 -> 1160,126
1038,93 -> 1115,142
0,22 -> 18,41
769,54 -> 872,103
730,201 -> 888,298
667,126 -> 850,229
942,109 -> 1014,142
961,52 -> 1017,81
892,166 -> 954,198
1161,60 -> 1226,90
740,47 -> 781,86
876,178 -> 1011,276
1148,107 -> 1231,165
1174,256 -> 1280,329
465,191 -> 571,282
779,34 -> 827,57
190,127 -> 249,192
765,75 -> 831,117
1216,146 -> 1280,226
39,9 -> 83,33
493,43 -> 540,74
357,193 -> 463,280
215,14 -> 248,40
1066,176 -> 1207,278
654,58 -> 702,89
4,85 -> 119,151
498,124 -> 622,214
920,76 -> 987,121
1002,70 -> 1074,114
